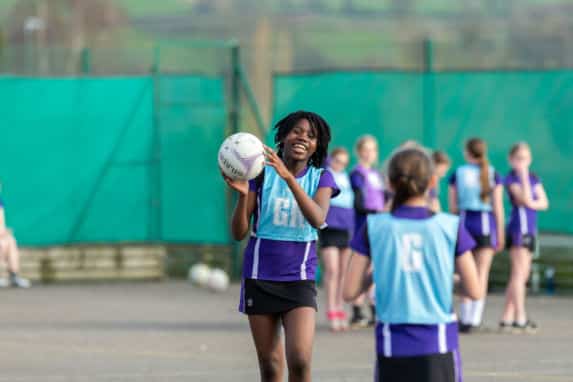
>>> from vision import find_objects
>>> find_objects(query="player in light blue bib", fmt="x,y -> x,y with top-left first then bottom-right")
448,138 -> 505,332
344,147 -> 481,382
319,147 -> 355,332
222,111 -> 338,382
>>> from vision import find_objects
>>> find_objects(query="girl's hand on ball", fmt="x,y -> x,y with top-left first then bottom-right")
264,145 -> 292,181
220,169 -> 249,196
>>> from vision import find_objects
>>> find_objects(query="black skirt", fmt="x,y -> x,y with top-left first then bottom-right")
240,278 -> 317,315
319,227 -> 351,249
506,232 -> 536,252
376,352 -> 456,382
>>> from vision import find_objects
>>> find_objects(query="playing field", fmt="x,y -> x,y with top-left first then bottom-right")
1,281 -> 571,381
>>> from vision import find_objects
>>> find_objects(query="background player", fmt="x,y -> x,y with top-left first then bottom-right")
448,138 -> 505,333
429,150 -> 452,212
499,142 -> 549,333
349,135 -> 385,327
319,147 -> 354,332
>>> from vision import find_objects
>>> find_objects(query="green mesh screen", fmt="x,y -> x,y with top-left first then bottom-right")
272,71 -> 573,234
0,75 -> 228,245
272,72 -> 423,152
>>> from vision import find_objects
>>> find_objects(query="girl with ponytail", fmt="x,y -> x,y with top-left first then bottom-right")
344,147 -> 480,382
448,138 -> 505,333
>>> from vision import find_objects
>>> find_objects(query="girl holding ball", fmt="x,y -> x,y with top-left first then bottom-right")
222,111 -> 338,382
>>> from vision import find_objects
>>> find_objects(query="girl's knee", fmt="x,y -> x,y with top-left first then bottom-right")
258,352 -> 283,381
287,352 -> 311,379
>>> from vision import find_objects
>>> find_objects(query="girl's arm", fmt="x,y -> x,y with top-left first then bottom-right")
352,172 -> 378,214
222,174 -> 257,241
455,251 -> 482,300
343,252 -> 372,301
448,185 -> 459,214
492,184 -> 505,251
508,176 -> 549,211
529,184 -> 549,211
354,188 -> 377,214
265,148 -> 332,229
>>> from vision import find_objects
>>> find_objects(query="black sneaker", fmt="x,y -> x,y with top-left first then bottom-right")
512,320 -> 538,334
498,321 -> 513,334
367,305 -> 376,327
458,323 -> 474,334
350,306 -> 368,329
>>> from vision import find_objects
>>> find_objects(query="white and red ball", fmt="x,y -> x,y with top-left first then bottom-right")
218,132 -> 265,181
188,263 -> 211,287
207,268 -> 230,292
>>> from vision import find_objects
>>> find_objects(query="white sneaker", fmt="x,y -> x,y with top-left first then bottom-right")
0,278 -> 8,288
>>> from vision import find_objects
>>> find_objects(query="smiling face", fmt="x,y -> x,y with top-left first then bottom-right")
281,118 -> 317,163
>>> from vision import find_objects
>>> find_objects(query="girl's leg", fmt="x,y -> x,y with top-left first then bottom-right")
248,314 -> 285,382
321,246 -> 340,330
282,307 -> 316,382
470,248 -> 495,326
336,247 -> 351,328
2,235 -> 30,288
510,247 -> 533,324
5,235 -> 20,273
500,247 -> 521,324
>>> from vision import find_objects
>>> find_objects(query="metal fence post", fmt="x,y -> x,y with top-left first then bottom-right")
80,47 -> 91,75
228,43 -> 241,279
422,39 -> 436,148
150,45 -> 162,242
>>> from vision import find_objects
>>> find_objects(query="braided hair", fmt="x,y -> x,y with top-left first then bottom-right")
273,110 -> 331,168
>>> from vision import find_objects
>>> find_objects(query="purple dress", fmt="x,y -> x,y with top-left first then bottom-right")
505,170 -> 541,248
238,166 -> 339,313
350,164 -> 385,235
449,169 -> 502,249
351,206 -> 475,382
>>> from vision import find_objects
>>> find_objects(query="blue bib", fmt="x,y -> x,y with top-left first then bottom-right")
456,164 -> 495,211
329,168 -> 354,209
367,212 -> 459,324
255,166 -> 322,242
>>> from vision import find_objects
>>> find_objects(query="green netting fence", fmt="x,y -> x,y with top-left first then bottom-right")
272,70 -> 573,234
0,74 -> 228,245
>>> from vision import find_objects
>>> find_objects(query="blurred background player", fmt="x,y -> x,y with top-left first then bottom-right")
223,111 -> 338,382
344,147 -> 481,382
0,192 -> 31,288
448,138 -> 505,333
499,142 -> 549,334
319,147 -> 354,332
429,150 -> 452,212
349,135 -> 385,328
